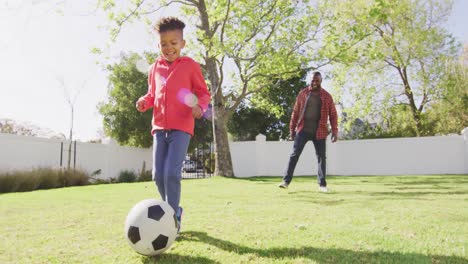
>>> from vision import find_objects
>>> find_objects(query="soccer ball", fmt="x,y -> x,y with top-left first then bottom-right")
124,199 -> 179,256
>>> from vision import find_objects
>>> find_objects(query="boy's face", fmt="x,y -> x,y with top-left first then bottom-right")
158,29 -> 185,63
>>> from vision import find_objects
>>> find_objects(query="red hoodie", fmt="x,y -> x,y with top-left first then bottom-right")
139,56 -> 211,136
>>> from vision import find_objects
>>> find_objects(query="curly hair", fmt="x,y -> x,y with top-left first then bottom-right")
154,17 -> 186,33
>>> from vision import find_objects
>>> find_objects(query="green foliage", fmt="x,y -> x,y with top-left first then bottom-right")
137,161 -> 152,182
0,168 -> 90,193
228,71 -> 307,141
190,115 -> 213,152
207,0 -> 316,87
327,0 -> 461,138
137,170 -> 152,182
424,56 -> 468,134
117,170 -> 136,183
227,105 -> 278,141
99,52 -> 156,147
98,0 -> 320,97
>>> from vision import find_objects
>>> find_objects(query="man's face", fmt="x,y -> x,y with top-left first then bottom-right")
158,29 -> 185,62
311,75 -> 322,90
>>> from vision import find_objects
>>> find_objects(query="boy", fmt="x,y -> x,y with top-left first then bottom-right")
136,17 -> 211,232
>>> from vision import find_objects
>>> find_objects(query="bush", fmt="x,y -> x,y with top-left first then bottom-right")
60,169 -> 90,187
94,178 -> 111,184
137,170 -> 152,182
35,168 -> 60,189
137,161 -> 152,182
0,168 -> 90,193
118,170 -> 136,183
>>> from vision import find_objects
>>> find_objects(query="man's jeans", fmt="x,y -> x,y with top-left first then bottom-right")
152,130 -> 191,213
282,130 -> 327,187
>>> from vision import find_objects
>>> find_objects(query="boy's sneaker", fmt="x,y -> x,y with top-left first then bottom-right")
176,207 -> 183,233
278,181 -> 289,189
318,186 -> 328,193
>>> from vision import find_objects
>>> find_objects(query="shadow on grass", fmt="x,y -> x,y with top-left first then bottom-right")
241,176 -> 279,182
383,176 -> 468,186
369,191 -> 468,197
393,186 -> 453,190
242,175 -> 468,184
141,253 -> 220,264
289,189 -> 466,203
174,231 -> 467,264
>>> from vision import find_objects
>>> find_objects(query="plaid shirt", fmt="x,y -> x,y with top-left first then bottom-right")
290,86 -> 338,140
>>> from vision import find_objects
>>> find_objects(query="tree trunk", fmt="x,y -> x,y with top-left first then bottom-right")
197,0 -> 235,177
212,103 -> 234,177
205,57 -> 235,177
399,67 -> 422,136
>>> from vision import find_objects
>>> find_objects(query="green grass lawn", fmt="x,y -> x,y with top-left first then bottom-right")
1,175 -> 467,264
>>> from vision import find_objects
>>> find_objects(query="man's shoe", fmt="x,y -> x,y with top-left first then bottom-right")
318,186 -> 328,193
278,181 -> 289,189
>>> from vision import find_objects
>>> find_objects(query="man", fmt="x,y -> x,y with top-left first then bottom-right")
278,72 -> 338,192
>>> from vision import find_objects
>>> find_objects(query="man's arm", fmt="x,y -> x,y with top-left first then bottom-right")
329,95 -> 338,142
289,92 -> 302,140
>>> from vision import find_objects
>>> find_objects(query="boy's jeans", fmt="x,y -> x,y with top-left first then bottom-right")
152,130 -> 191,214
282,130 -> 327,187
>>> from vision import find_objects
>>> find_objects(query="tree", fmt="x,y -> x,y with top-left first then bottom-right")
424,46 -> 468,134
0,118 -> 62,138
99,52 -> 155,148
57,77 -> 85,169
0,119 -> 37,136
189,110 -> 213,151
251,69 -> 308,139
326,0 -> 460,137
97,0 -> 329,177
227,104 -> 278,141
228,70 -> 308,141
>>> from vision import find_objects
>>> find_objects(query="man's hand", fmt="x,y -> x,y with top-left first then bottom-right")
136,98 -> 146,112
290,132 -> 296,141
192,105 -> 203,119
331,133 -> 338,143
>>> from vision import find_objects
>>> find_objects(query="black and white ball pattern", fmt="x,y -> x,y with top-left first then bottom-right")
124,199 -> 178,256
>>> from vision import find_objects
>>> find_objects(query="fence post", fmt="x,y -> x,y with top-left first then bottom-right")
463,127 -> 468,174
60,142 -> 63,168
73,140 -> 77,170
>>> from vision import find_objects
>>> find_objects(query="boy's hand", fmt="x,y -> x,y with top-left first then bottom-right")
192,105 -> 203,119
136,98 -> 146,112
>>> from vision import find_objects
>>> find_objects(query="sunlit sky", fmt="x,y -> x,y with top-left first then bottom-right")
1,0 -> 467,141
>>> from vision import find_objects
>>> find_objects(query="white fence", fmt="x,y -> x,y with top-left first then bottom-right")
1,128 -> 467,179
231,129 -> 468,177
0,133 -> 152,180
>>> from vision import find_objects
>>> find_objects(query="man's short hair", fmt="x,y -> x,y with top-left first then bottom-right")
154,17 -> 186,33
312,71 -> 322,78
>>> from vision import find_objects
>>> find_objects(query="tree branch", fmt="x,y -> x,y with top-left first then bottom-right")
214,56 -> 225,95
110,0 -> 147,39
219,0 -> 231,44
